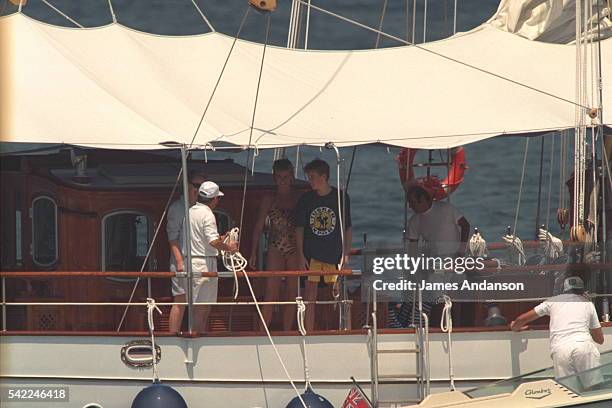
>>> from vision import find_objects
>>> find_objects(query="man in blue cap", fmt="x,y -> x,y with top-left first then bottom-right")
511,276 -> 604,379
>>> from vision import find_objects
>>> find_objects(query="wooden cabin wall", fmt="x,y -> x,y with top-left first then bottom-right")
3,164 -> 269,331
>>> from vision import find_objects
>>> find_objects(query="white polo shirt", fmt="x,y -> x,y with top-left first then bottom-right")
534,293 -> 601,354
180,202 -> 220,257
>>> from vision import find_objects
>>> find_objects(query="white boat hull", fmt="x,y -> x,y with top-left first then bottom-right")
2,328 -> 611,407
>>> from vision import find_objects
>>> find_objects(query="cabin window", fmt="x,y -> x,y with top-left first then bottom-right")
102,211 -> 151,272
31,196 -> 58,266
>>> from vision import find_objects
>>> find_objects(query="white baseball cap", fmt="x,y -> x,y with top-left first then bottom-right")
198,181 -> 224,199
563,276 -> 585,292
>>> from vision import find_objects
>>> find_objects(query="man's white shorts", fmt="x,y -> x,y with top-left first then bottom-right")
171,257 -> 218,303
553,341 -> 601,387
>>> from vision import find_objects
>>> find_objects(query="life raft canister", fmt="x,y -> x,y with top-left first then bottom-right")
397,147 -> 467,200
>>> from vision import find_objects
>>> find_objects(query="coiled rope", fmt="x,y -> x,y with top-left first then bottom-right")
146,298 -> 162,382
296,297 -> 312,390
220,228 -> 307,408
439,295 -> 455,391
468,230 -> 488,258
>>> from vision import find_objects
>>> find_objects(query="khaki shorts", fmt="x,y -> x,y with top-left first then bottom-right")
171,257 -> 218,302
307,259 -> 338,284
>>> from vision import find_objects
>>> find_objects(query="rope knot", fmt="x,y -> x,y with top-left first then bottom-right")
296,297 -> 307,336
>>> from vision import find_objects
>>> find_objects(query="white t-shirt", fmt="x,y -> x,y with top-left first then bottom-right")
406,201 -> 464,256
534,293 -> 601,354
167,197 -> 187,266
180,202 -> 220,257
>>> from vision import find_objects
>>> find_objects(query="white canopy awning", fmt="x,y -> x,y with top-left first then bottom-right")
1,12 -> 610,150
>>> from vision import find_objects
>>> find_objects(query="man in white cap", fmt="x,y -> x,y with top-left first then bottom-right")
511,276 -> 604,379
173,181 -> 238,334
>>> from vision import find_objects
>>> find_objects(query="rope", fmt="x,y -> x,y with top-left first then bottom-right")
453,0 -> 458,35
574,0 -> 588,229
17,0 -> 22,13
304,0 -> 312,50
39,0 -> 84,28
538,228 -> 564,259
439,296 -> 455,391
545,134 -> 555,229
189,0 -> 215,32
222,228 -> 247,299
591,127 -> 598,244
423,0 -> 428,43
295,0 -> 591,110
238,12 -> 271,244
107,0 -> 116,24
287,0 -> 301,48
188,6 -> 250,149
411,0 -> 417,44
220,228 -> 306,407
374,0 -> 388,48
296,297 -> 312,390
513,138 -> 530,239
535,137 -> 546,238
468,230 -> 488,257
503,233 -> 526,266
146,298 -> 162,382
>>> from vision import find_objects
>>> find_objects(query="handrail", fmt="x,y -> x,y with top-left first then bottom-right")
0,269 -> 353,278
1,300 -> 353,307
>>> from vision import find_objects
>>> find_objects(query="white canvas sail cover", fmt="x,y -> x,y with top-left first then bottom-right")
489,0 -> 612,43
1,12 -> 611,150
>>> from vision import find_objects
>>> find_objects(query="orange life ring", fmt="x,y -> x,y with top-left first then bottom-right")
397,147 -> 467,200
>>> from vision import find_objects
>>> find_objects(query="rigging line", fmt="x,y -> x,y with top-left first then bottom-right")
286,0 -> 296,47
405,0 -> 409,41
296,0 -> 591,110
295,1 -> 304,50
603,140 -> 612,190
117,167 -> 185,331
453,0 -> 458,35
423,0 -> 428,43
107,0 -> 116,24
512,138 -> 530,238
596,0 -> 608,265
345,146 -> 357,192
189,0 -> 215,32
304,0 -> 312,49
39,0 -> 84,28
288,0 -> 300,48
238,11 -> 272,247
374,0 -> 388,48
412,0 -> 417,44
545,134 -> 554,230
535,136 -> 546,239
591,127 -> 598,243
188,6 -> 251,148
17,0 -> 21,12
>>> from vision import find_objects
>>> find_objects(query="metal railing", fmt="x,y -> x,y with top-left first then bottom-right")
0,270 -> 353,332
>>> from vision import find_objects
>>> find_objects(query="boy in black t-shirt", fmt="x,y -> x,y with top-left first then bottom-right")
295,159 -> 352,331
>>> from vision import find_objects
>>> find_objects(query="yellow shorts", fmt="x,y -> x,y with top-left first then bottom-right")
307,259 -> 338,283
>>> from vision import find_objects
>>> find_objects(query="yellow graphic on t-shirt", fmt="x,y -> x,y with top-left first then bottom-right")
309,207 -> 336,236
